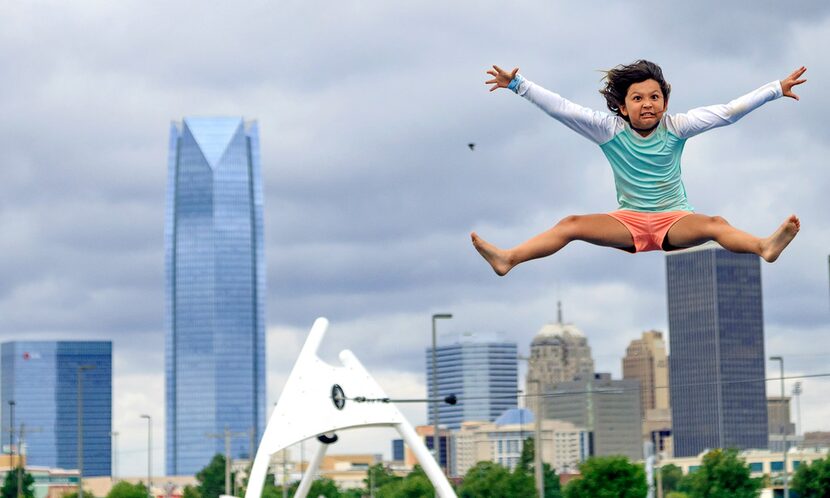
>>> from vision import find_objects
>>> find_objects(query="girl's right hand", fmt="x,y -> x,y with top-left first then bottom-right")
486,65 -> 519,92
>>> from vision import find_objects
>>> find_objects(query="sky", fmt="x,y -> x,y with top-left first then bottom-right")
0,0 -> 828,479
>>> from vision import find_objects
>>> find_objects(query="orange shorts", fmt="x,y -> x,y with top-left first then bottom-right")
607,210 -> 694,253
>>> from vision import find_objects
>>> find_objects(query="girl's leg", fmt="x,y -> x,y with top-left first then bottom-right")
471,214 -> 634,276
664,214 -> 800,263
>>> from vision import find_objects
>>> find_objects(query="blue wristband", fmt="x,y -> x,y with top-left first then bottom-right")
507,74 -> 524,92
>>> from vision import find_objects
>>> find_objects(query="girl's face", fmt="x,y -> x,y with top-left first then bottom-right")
619,79 -> 667,131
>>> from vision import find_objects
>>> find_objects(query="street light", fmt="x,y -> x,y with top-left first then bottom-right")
110,431 -> 119,482
77,365 -> 95,498
770,356 -> 788,498
140,415 -> 152,498
430,313 -> 452,472
518,355 -> 544,498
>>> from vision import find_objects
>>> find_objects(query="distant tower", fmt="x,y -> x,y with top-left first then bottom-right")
426,332 -> 518,430
165,117 -> 266,475
526,303 -> 594,417
666,243 -> 768,457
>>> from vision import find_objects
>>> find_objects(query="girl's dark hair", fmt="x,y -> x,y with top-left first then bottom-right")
600,60 -> 671,120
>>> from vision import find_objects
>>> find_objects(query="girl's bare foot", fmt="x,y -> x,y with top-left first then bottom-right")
471,232 -> 513,276
760,215 -> 800,263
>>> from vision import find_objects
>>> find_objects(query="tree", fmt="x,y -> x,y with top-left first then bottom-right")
660,464 -> 683,493
563,456 -> 647,498
1,468 -> 34,498
792,455 -> 830,497
182,485 -> 202,498
364,463 -> 401,493
196,454 -> 234,498
666,493 -> 690,498
677,449 -> 761,498
376,465 -> 434,498
106,481 -> 149,498
515,436 -> 563,498
287,478 -> 340,497
542,463 -> 564,498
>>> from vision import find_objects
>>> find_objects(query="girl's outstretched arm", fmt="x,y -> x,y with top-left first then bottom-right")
485,65 -> 618,145
669,66 -> 807,139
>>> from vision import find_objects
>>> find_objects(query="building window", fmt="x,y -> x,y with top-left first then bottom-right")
749,462 -> 763,473
771,461 -> 784,472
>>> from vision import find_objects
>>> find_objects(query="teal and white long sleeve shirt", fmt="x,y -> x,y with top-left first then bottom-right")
510,76 -> 783,212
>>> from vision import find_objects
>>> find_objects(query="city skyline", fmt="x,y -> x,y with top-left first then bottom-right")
0,1 -> 827,478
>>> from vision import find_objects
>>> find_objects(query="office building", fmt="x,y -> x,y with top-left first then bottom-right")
666,243 -> 768,457
1,341 -> 112,476
544,373 -> 643,461
426,332 -> 518,430
454,408 -> 589,476
622,330 -> 672,450
165,117 -> 266,475
526,304 -> 594,417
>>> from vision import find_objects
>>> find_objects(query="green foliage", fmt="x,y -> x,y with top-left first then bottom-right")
365,463 -> 401,492
677,449 -> 761,498
660,463 -> 683,493
542,463 -> 563,498
106,481 -> 149,498
563,456 -> 647,498
375,465 -> 434,498
666,492 -> 690,498
518,437 -> 534,472
287,477 -> 340,497
196,454 -> 237,498
792,455 -> 830,497
182,485 -> 201,498
60,491 -> 96,498
458,461 -> 530,498
1,467 -> 35,498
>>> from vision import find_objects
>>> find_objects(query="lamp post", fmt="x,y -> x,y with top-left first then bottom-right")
770,356 -> 788,498
77,365 -> 95,498
8,400 -> 15,467
140,415 -> 152,498
430,313 -> 452,471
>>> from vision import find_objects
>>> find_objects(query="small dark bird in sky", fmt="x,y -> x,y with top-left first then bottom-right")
468,143 -> 475,151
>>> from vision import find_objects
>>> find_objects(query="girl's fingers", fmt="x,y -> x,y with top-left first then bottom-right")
489,84 -> 499,92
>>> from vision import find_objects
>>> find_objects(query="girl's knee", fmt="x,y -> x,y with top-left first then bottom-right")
710,215 -> 730,226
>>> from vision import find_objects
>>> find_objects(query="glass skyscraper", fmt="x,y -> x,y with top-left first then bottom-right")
426,332 -> 518,430
165,117 -> 266,475
666,244 -> 768,457
1,341 -> 112,476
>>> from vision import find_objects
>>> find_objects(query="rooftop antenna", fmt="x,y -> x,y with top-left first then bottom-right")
557,300 -> 563,324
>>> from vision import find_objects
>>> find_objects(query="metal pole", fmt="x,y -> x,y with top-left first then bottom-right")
793,383 -> 802,438
529,380 -> 544,498
431,313 -> 452,472
282,448 -> 288,498
224,427 -> 231,496
770,356 -> 788,498
8,400 -> 14,465
110,431 -> 119,482
141,415 -> 152,498
17,424 -> 24,498
77,365 -> 95,498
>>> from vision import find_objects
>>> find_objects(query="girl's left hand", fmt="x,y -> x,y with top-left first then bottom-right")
781,66 -> 807,100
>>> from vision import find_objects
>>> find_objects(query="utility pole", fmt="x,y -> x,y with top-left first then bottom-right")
77,365 -> 95,498
207,427 -> 247,496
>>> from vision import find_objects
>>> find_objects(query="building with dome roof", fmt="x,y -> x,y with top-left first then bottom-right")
526,303 -> 594,417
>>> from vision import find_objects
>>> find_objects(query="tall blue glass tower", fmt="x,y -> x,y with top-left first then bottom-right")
165,117 -> 266,476
426,332 -> 518,430
666,244 -> 768,457
1,341 -> 112,476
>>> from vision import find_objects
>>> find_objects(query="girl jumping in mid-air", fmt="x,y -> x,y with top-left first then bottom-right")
472,60 -> 806,276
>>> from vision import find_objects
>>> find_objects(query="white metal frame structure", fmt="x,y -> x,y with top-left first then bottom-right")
245,318 -> 456,498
